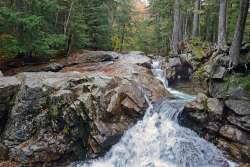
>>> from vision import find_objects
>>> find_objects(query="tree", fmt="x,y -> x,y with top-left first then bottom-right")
217,0 -> 227,50
112,0 -> 133,52
229,0 -> 249,68
172,0 -> 181,54
192,0 -> 201,37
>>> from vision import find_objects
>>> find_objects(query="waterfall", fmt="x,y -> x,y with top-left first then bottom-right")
71,60 -> 236,167
151,60 -> 196,101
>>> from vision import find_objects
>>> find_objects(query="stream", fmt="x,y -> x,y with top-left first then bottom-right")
71,60 -> 235,167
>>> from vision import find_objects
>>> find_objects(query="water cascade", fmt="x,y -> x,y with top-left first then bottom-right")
71,60 -> 235,167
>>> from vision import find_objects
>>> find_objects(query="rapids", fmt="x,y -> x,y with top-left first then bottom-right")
71,59 -> 235,167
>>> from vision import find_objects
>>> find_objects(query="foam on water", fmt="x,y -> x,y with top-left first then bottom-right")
71,59 -> 235,167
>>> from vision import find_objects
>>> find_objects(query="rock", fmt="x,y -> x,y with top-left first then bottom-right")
210,53 -> 229,67
0,161 -> 17,167
128,51 -> 144,55
219,125 -> 250,144
0,52 -> 170,165
164,55 -> 194,82
106,82 -> 147,116
179,53 -> 193,63
188,111 -> 208,123
204,64 -> 213,77
136,62 -> 152,69
229,87 -> 247,100
207,98 -> 223,116
209,81 -> 227,98
227,116 -> 250,132
203,64 -> 226,79
0,77 -> 20,102
0,77 -> 21,132
84,50 -> 119,62
240,164 -> 250,167
9,133 -> 79,164
225,99 -> 250,116
0,143 -> 8,161
212,66 -> 226,79
43,63 -> 64,72
66,50 -> 120,67
217,55 -> 230,67
168,57 -> 181,67
0,70 -> 3,77
183,93 -> 209,123
185,93 -> 208,111
206,122 -> 221,133
217,138 -> 250,163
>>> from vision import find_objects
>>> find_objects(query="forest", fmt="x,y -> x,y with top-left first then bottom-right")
0,0 -> 250,59
0,0 -> 250,167
0,0 -> 249,64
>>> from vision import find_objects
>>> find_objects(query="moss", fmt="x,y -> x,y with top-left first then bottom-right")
192,46 -> 205,60
63,125 -> 70,135
225,75 -> 250,91
189,38 -> 211,60
49,105 -> 60,118
193,67 -> 206,81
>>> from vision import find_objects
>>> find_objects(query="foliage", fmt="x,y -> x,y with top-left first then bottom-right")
63,125 -> 71,135
193,66 -> 206,82
0,0 -> 124,60
0,0 -> 250,60
225,75 -> 250,91
49,105 -> 60,118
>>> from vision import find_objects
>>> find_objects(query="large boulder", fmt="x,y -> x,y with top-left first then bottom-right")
76,50 -> 120,63
225,99 -> 250,116
165,55 -> 194,83
219,125 -> 250,144
207,98 -> 224,116
227,116 -> 250,132
0,52 -> 170,165
0,72 -> 152,165
209,81 -> 228,98
0,77 -> 21,133
43,63 -> 64,72
168,57 -> 182,67
217,138 -> 250,163
212,66 -> 226,79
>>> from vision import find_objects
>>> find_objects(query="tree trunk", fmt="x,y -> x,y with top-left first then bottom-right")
217,0 -> 227,50
229,0 -> 249,68
64,1 -> 74,36
155,13 -> 161,54
179,11 -> 183,41
192,0 -> 201,37
15,0 -> 23,10
172,0 -> 181,55
120,24 -> 126,52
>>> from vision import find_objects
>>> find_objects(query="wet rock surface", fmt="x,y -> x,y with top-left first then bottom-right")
0,51 -> 169,166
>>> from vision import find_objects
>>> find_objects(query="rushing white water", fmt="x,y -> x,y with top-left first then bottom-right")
151,60 -> 196,101
71,59 -> 235,167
